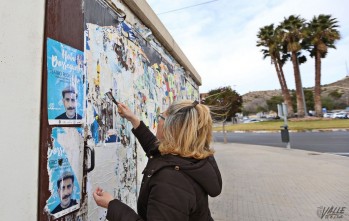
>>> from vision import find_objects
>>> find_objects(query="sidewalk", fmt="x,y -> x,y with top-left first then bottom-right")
213,129 -> 349,133
209,142 -> 349,221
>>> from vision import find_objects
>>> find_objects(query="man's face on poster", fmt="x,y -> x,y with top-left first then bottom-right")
63,92 -> 77,118
58,178 -> 74,208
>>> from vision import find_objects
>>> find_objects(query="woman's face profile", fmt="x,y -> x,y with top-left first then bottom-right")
156,111 -> 167,140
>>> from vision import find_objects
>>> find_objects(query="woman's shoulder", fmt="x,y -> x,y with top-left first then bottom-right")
148,155 -> 192,178
149,155 -> 198,185
149,163 -> 196,197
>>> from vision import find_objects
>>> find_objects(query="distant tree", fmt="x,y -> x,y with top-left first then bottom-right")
321,96 -> 335,110
266,96 -> 284,112
256,106 -> 268,113
243,98 -> 268,114
257,24 -> 294,116
304,90 -> 314,112
329,90 -> 343,99
279,15 -> 307,117
203,86 -> 242,121
335,102 -> 347,109
291,90 -> 314,113
304,14 -> 341,117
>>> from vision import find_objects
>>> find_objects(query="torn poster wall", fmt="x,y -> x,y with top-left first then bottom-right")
46,127 -> 84,219
84,3 -> 199,220
47,38 -> 85,125
85,20 -> 199,220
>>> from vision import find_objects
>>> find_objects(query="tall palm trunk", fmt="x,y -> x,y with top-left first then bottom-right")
291,52 -> 305,117
314,50 -> 322,117
278,62 -> 294,116
273,60 -> 294,116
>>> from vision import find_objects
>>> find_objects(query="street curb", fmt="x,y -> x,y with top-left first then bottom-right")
213,128 -> 349,133
213,141 -> 349,159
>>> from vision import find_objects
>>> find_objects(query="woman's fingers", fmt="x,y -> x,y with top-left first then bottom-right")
116,104 -> 125,115
116,103 -> 131,118
117,102 -> 126,109
93,187 -> 114,208
96,187 -> 103,196
115,102 -> 137,123
94,187 -> 102,196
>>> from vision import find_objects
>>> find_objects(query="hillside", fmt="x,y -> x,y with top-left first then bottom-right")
321,77 -> 349,98
242,89 -> 282,104
242,77 -> 349,109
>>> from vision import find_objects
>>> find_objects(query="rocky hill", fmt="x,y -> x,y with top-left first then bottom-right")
242,89 -> 282,104
321,77 -> 349,98
242,76 -> 349,109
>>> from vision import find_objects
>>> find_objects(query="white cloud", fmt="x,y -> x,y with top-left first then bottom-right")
147,0 -> 349,94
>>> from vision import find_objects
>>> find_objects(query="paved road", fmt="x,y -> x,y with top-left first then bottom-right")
213,131 -> 349,156
209,142 -> 349,221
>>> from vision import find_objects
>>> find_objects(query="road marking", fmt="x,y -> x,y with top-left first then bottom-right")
326,152 -> 349,156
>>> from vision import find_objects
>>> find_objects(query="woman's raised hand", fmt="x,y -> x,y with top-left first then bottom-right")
117,103 -> 140,129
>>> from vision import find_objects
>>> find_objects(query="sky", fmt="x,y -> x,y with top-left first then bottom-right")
146,0 -> 349,95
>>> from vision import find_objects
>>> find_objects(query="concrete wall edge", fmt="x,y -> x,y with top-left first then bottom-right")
122,0 -> 202,86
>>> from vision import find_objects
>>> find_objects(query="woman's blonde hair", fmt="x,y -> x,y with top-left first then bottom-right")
159,100 -> 214,159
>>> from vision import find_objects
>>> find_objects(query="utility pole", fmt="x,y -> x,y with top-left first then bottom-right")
278,103 -> 291,149
222,120 -> 227,144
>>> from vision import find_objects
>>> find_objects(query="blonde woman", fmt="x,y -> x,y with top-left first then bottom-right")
93,100 -> 222,221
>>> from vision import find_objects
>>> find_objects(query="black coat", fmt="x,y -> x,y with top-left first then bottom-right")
106,121 -> 222,221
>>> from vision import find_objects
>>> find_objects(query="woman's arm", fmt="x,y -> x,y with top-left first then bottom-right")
93,187 -> 143,221
116,103 -> 159,156
106,199 -> 143,221
131,121 -> 160,156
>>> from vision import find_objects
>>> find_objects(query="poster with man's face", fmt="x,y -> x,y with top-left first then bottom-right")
47,38 -> 84,125
46,127 -> 83,219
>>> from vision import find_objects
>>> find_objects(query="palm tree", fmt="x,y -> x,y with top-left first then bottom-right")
257,24 -> 294,116
279,15 -> 307,117
304,14 -> 341,117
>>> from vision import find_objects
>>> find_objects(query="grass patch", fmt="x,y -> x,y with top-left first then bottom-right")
213,119 -> 349,131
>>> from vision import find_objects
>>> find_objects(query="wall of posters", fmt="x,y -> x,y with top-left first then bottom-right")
47,38 -> 85,125
84,19 -> 199,221
46,127 -> 84,219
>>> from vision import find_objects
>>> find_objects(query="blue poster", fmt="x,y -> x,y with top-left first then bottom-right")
46,127 -> 83,218
47,38 -> 84,125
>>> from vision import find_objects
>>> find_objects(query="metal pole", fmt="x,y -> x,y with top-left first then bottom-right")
282,103 -> 291,149
223,120 -> 227,144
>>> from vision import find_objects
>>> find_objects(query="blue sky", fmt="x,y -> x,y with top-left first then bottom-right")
146,0 -> 349,94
